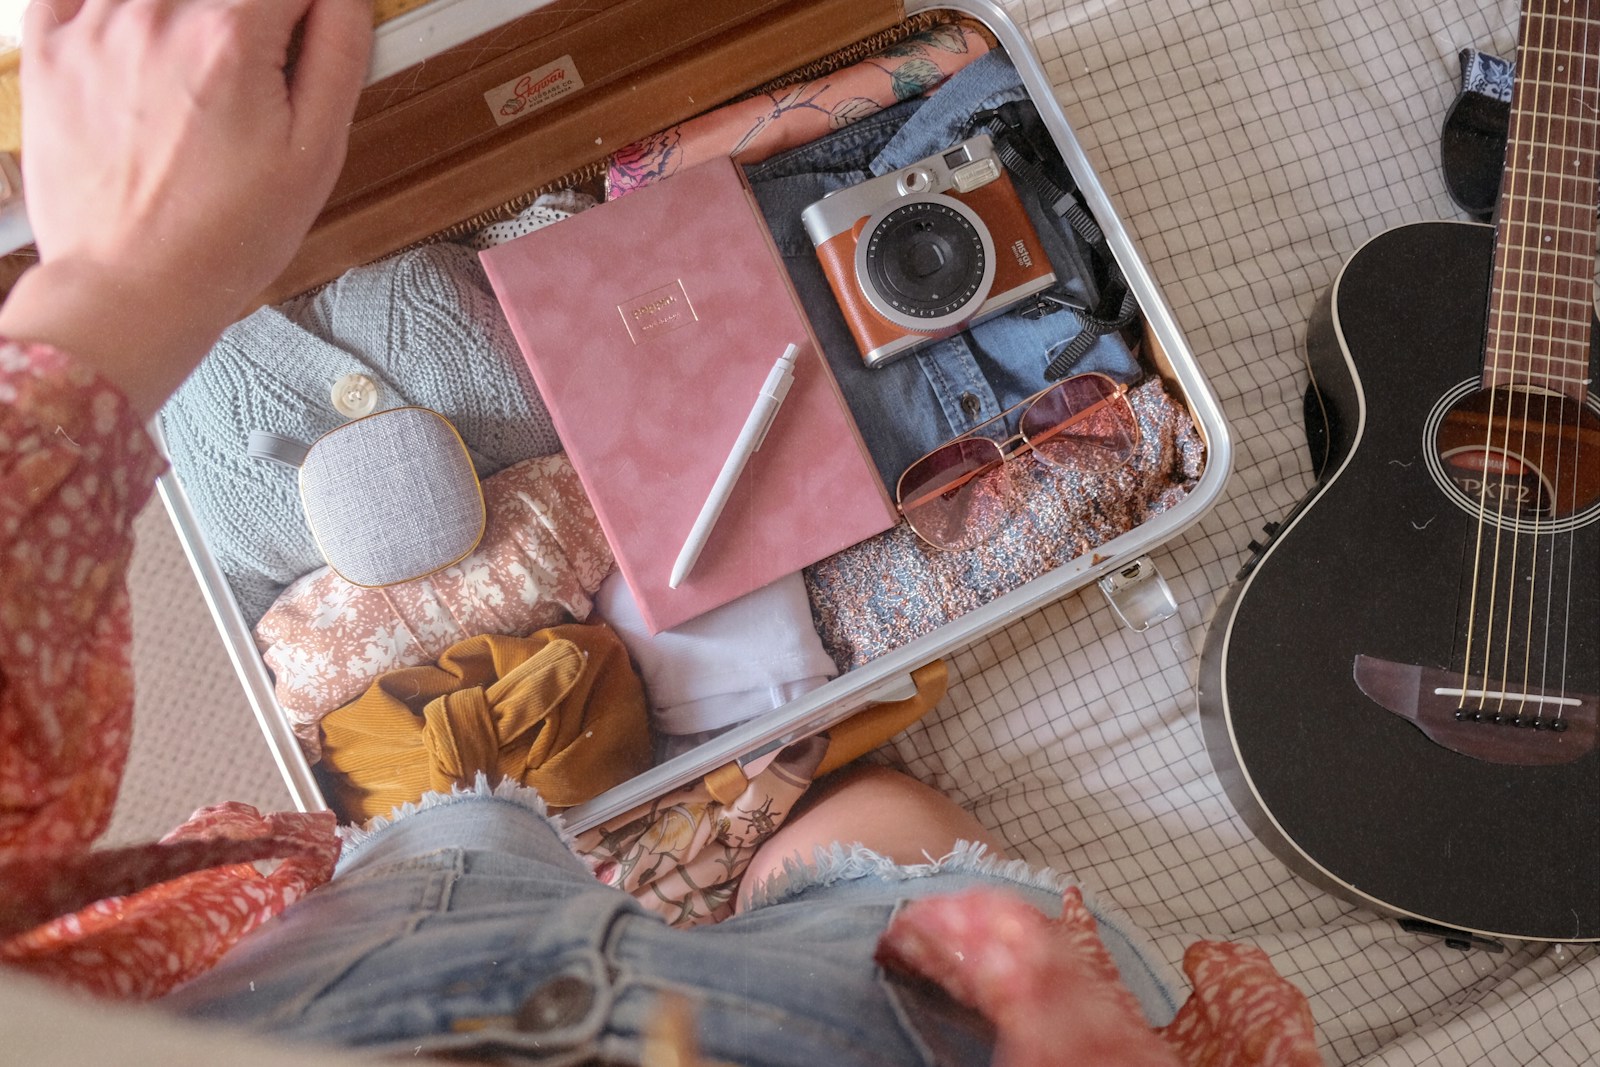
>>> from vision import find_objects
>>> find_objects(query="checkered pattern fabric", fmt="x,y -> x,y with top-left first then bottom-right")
876,2 -> 1599,1063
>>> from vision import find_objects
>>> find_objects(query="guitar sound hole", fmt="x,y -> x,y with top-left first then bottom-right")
1431,383 -> 1600,528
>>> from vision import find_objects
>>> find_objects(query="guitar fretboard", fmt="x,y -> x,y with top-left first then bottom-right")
1487,0 -> 1600,402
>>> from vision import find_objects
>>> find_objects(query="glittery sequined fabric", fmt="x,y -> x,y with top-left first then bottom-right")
804,378 -> 1205,669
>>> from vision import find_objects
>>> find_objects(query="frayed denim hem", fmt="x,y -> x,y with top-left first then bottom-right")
334,772 -> 582,867
742,838 -> 1080,911
741,838 -> 1184,1020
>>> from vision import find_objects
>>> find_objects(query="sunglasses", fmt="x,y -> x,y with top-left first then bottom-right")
895,372 -> 1139,551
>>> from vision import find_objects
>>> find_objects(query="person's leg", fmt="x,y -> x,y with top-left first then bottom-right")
737,763 -> 1009,911
729,763 -> 1183,1030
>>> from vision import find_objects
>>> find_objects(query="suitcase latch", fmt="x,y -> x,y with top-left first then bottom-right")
1098,556 -> 1178,632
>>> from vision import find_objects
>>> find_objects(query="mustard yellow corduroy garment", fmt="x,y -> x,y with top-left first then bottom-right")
319,625 -> 652,824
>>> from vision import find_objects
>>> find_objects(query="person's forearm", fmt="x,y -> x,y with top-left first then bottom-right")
0,260 -> 250,418
1,0 -> 371,419
0,337 -> 165,853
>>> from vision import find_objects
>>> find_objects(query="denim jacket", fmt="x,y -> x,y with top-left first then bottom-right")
746,51 -> 1140,490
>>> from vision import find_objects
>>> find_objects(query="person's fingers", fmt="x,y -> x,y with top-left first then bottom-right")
225,0 -> 320,56
22,0 -> 87,43
283,0 -> 372,163
286,0 -> 372,137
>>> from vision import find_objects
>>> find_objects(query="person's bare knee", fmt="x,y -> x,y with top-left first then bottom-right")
737,764 -> 1007,911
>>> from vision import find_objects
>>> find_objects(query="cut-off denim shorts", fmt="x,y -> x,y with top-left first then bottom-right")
164,780 -> 1179,1066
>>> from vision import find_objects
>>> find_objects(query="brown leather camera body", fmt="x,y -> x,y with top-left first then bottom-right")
813,168 -> 1055,368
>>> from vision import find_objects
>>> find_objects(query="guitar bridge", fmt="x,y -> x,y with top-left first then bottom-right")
1352,655 -> 1597,765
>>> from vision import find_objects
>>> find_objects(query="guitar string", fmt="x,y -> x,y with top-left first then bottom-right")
1465,0 -> 1540,714
1471,1 -> 1594,723
1531,0 -> 1599,722
1554,0 -> 1600,720
1516,1 -> 1562,723
1529,2 -> 1568,726
1517,1 -> 1588,725
1543,2 -> 1588,721
1506,0 -> 1596,724
1501,1 -> 1549,721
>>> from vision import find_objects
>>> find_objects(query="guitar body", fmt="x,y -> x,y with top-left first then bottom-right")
1200,220 -> 1600,942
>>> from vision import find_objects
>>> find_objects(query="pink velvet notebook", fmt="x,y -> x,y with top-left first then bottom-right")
479,156 -> 895,633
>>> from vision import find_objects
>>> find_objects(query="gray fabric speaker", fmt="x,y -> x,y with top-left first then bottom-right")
258,407 -> 485,588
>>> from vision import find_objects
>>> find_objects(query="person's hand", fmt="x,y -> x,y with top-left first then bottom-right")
876,887 -> 1325,1067
877,887 -> 1186,1067
0,0 -> 371,415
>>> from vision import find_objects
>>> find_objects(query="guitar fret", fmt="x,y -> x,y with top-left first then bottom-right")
1500,222 -> 1599,238
1500,190 -> 1600,210
1491,272 -> 1598,290
1494,228 -> 1596,244
1484,358 -> 1593,374
1491,247 -> 1599,270
1483,356 -> 1590,372
1485,371 -> 1594,389
1484,349 -> 1591,369
1510,41 -> 1600,57
1484,345 -> 1590,362
1516,44 -> 1600,63
1484,294 -> 1587,307
1499,191 -> 1599,210
1502,165 -> 1600,182
1497,216 -> 1598,238
1488,335 -> 1593,348
1488,308 -> 1591,323
1491,292 -> 1597,309
1507,74 -> 1600,92
1485,320 -> 1591,339
1491,266 -> 1599,287
1485,346 -> 1591,360
1500,172 -> 1599,191
1486,369 -> 1594,389
1502,158 -> 1598,171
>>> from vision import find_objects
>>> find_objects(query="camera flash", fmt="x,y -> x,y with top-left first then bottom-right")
952,157 -> 1001,193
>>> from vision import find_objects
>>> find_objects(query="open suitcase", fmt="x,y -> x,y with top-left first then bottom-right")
152,0 -> 1233,834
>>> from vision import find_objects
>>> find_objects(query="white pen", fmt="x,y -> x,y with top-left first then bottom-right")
669,342 -> 800,589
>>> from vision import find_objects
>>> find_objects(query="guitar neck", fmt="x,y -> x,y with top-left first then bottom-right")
1486,0 -> 1600,403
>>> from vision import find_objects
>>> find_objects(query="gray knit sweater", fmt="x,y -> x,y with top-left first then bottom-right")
160,241 -> 562,624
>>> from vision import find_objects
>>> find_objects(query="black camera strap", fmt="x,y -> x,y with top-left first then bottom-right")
975,102 -> 1140,380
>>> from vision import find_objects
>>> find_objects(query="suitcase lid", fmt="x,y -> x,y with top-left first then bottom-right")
281,0 -> 908,300
0,0 -> 909,301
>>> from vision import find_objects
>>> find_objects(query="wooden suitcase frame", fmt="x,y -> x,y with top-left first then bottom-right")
154,0 -> 1234,832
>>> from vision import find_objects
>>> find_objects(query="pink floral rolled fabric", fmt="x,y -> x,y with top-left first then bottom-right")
256,454 -> 614,762
605,22 -> 989,199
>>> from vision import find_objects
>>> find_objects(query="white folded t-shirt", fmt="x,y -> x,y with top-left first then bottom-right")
595,570 -> 838,737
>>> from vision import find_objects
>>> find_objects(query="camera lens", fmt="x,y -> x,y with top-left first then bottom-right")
861,200 -> 988,321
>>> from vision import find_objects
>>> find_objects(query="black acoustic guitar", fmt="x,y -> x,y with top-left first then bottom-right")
1200,0 -> 1600,945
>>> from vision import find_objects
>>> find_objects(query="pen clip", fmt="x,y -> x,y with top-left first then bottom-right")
751,347 -> 797,451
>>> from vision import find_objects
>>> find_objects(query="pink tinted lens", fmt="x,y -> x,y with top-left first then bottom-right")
897,437 -> 1010,550
1020,375 -> 1138,472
